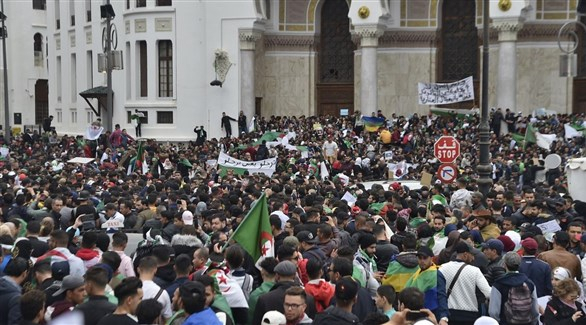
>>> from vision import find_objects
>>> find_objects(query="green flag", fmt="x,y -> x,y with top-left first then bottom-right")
228,193 -> 274,262
525,123 -> 537,144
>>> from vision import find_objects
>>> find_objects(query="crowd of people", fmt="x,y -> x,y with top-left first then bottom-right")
0,109 -> 584,325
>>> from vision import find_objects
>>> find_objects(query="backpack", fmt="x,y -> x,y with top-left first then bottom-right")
503,282 -> 534,324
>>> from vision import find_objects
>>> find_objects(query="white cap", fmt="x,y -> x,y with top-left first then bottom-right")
182,210 -> 194,225
261,311 -> 286,325
474,316 -> 499,325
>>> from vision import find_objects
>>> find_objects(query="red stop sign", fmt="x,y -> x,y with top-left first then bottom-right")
434,136 -> 460,163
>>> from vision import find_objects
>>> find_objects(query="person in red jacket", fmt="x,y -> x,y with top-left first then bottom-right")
304,259 -> 334,313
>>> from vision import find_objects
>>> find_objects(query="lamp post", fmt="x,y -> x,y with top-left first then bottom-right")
556,11 -> 586,113
101,1 -> 115,132
477,0 -> 492,196
0,0 -> 8,142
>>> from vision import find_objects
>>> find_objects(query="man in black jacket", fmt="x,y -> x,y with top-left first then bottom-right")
327,257 -> 376,322
221,112 -> 237,138
74,267 -> 116,325
252,261 -> 317,325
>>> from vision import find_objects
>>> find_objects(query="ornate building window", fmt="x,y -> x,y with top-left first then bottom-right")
158,40 -> 173,98
438,0 -> 478,82
535,0 -> 577,20
319,0 -> 353,83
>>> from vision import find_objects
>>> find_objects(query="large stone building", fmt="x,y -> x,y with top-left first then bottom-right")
4,0 -> 585,140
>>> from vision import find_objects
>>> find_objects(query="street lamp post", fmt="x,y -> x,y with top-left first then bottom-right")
0,0 -> 9,142
477,0 -> 492,195
104,0 -> 113,133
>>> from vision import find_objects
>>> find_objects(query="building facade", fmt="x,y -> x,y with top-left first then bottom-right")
4,0 -> 580,140
0,0 -> 48,135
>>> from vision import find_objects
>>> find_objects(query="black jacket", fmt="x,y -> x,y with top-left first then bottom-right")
252,281 -> 317,325
313,305 -> 360,325
74,295 -> 116,325
0,276 -> 22,325
27,236 -> 49,258
542,296 -> 586,325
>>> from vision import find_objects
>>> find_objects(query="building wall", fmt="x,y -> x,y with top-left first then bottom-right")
2,1 -> 47,131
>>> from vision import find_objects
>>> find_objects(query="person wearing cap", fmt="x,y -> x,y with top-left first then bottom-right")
439,242 -> 491,324
538,231 -> 582,282
44,275 -> 86,321
481,239 -> 505,286
518,237 -> 552,297
313,277 -> 360,324
473,209 -> 501,241
404,246 -> 449,324
489,252 -> 539,324
297,230 -> 326,264
261,311 -> 286,325
252,261 -> 317,325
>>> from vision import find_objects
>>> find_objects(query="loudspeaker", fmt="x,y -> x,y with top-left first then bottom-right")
100,4 -> 115,19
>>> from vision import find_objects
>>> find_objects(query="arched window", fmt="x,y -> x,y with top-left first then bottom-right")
437,0 -> 479,108
34,33 -> 43,67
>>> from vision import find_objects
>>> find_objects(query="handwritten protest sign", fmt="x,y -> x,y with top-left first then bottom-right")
218,152 -> 277,176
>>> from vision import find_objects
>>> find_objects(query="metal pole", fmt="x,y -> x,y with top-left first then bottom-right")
1,0 -> 9,142
478,0 -> 492,195
105,0 -> 113,133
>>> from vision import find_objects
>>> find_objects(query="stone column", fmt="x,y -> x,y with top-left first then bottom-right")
494,21 -> 522,114
239,30 -> 261,121
357,28 -> 382,115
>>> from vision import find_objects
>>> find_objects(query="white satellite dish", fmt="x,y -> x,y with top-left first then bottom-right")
544,154 -> 562,169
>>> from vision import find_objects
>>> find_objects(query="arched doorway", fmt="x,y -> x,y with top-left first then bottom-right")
437,0 -> 479,108
35,80 -> 49,125
316,0 -> 354,116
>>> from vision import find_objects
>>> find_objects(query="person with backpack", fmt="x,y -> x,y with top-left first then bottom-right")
489,252 -> 539,325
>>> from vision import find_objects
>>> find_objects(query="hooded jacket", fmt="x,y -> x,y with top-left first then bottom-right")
488,272 -> 539,325
75,248 -> 100,269
382,251 -> 419,292
305,279 -> 335,312
312,305 -> 360,325
171,234 -> 203,257
0,276 -> 22,325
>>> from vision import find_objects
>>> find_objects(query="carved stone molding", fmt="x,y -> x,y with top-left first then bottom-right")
517,23 -> 566,42
492,18 -> 524,42
264,34 -> 316,50
379,30 -> 436,48
354,27 -> 384,47
239,29 -> 263,51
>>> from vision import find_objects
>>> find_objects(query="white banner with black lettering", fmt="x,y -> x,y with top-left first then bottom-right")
418,76 -> 474,105
218,152 -> 277,176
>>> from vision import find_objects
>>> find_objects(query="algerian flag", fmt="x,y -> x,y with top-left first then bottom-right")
228,193 -> 274,265
536,132 -> 556,151
525,123 -> 537,144
208,268 -> 249,309
565,123 -> 582,139
320,161 -> 330,181
248,116 -> 255,132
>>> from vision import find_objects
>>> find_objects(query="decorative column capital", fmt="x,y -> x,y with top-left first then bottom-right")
354,26 -> 384,47
239,29 -> 262,50
492,18 -> 524,42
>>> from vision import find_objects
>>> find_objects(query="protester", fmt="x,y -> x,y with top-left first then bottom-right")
0,110 -> 583,325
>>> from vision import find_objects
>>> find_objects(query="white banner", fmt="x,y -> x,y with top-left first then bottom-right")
218,152 -> 277,176
418,76 -> 474,105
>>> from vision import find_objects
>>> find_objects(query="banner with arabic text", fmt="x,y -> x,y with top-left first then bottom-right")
218,152 -> 277,176
418,76 -> 474,105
